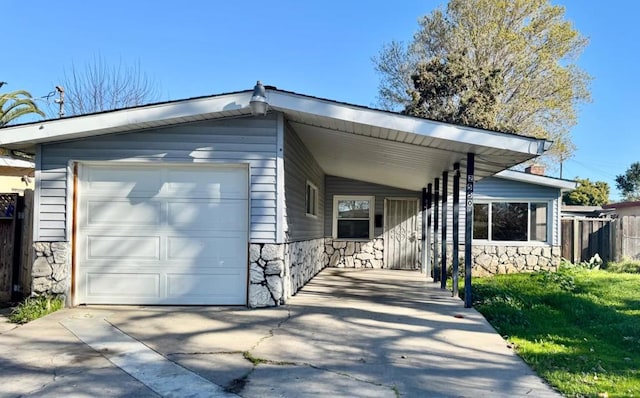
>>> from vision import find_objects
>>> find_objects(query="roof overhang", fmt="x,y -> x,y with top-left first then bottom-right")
268,91 -> 550,190
495,170 -> 577,191
0,87 -> 553,191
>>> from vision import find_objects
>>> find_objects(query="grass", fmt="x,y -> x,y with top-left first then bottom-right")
243,351 -> 267,366
469,265 -> 640,398
8,295 -> 64,324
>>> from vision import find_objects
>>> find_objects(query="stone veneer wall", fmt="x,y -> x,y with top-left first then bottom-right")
413,244 -> 561,277
249,243 -> 285,308
31,242 -> 70,301
325,238 -> 386,268
248,238 -> 327,308
470,245 -> 561,277
286,239 -> 328,297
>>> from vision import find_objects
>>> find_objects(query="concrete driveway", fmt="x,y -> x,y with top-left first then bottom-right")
0,269 -> 561,397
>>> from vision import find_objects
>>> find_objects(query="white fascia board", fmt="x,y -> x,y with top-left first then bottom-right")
496,170 -> 577,190
268,91 -> 551,156
0,92 -> 253,147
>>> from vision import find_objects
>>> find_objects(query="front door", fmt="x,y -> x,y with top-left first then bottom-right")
384,198 -> 419,270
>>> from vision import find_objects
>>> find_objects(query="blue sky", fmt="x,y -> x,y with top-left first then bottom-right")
3,1 -> 638,201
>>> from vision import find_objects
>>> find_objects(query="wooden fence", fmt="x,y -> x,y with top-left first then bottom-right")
561,216 -> 640,263
561,218 -> 612,263
0,191 -> 34,302
612,215 -> 640,261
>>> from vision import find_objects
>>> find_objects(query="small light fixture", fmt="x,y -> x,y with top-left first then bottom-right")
249,80 -> 268,116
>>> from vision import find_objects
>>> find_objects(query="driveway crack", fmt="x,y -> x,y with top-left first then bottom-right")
248,307 -> 292,351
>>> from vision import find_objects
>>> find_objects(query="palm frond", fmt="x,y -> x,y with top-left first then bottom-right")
0,89 -> 45,126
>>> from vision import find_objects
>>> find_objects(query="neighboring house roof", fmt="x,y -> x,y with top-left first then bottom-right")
494,169 -> 577,191
0,155 -> 34,177
0,84 -> 552,191
561,205 -> 614,219
602,201 -> 640,210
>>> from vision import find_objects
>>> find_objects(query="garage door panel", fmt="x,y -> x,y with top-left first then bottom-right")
167,201 -> 247,230
167,235 -> 246,262
86,200 -> 162,226
87,236 -> 160,260
77,164 -> 249,305
166,168 -> 248,199
86,273 -> 160,298
166,273 -> 246,301
86,166 -> 163,194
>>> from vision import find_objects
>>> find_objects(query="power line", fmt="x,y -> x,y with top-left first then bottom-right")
565,158 -> 619,179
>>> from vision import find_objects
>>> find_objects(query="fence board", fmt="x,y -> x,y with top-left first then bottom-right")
0,194 -> 18,301
602,222 -> 611,261
621,216 -> 640,260
614,218 -> 622,262
578,220 -> 594,261
561,220 -> 573,261
20,190 -> 34,297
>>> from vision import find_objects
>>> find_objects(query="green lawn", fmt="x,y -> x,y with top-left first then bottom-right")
470,268 -> 640,397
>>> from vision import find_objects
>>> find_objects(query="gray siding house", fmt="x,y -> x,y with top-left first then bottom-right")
0,83 -> 566,308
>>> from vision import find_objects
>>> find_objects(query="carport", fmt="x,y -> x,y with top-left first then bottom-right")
266,87 -> 551,305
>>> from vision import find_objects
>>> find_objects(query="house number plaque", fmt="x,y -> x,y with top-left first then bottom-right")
466,175 -> 474,207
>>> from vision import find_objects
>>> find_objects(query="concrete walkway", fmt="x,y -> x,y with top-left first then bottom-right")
0,269 -> 561,397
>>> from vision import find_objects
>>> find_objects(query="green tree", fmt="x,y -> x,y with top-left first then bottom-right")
615,162 -> 640,201
373,0 -> 591,162
563,178 -> 609,206
404,51 -> 511,132
0,89 -> 45,126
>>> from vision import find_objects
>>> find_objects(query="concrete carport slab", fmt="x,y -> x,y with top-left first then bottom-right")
0,269 -> 560,397
248,269 -> 561,397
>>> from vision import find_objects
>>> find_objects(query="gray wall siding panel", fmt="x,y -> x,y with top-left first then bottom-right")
475,177 -> 559,200
324,176 -> 420,237
37,116 -> 279,243
283,124 -> 325,241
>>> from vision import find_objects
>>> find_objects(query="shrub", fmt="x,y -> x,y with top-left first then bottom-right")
605,258 -> 640,274
8,295 -> 64,324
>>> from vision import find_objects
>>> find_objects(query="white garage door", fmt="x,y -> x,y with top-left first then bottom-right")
76,164 -> 249,305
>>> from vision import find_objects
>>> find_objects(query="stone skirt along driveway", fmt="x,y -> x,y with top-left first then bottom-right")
102,269 -> 560,397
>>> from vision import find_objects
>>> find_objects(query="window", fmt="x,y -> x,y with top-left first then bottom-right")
305,181 -> 318,217
333,195 -> 374,239
529,202 -> 548,242
473,201 -> 549,242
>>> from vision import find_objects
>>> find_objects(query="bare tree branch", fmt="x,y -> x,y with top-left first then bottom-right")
58,56 -> 160,116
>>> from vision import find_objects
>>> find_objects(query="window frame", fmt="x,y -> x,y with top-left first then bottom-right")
332,195 -> 375,240
472,199 -> 552,244
305,180 -> 319,218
